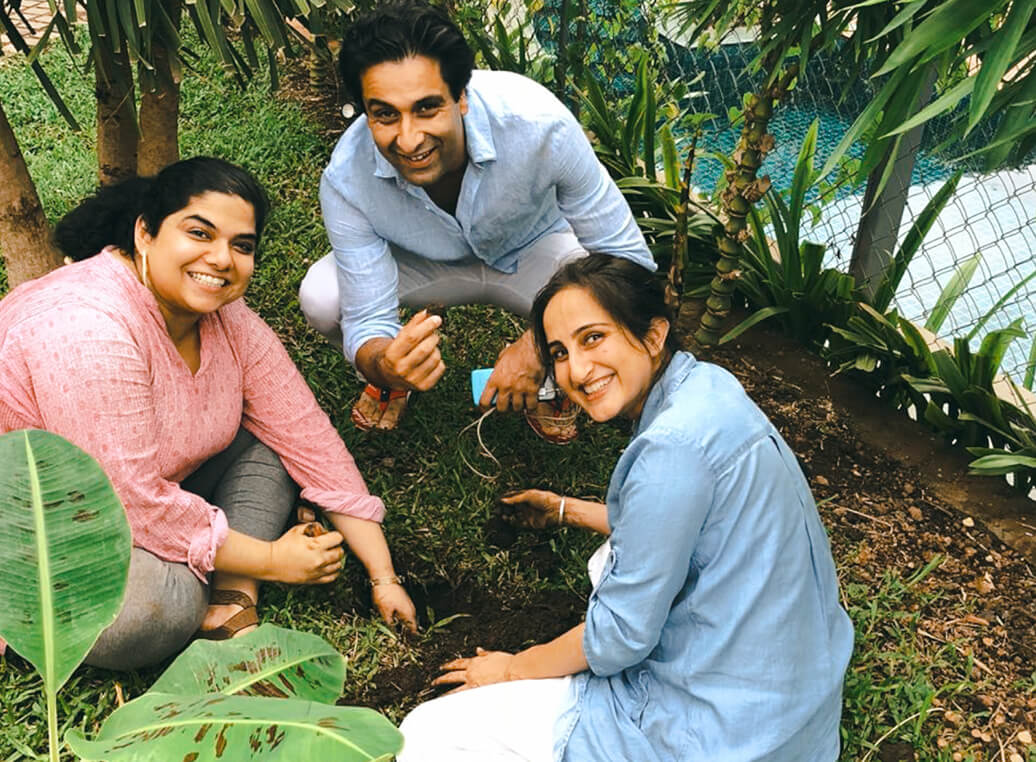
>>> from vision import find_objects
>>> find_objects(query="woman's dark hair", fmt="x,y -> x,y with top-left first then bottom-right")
530,253 -> 683,370
53,157 -> 270,262
338,0 -> 474,111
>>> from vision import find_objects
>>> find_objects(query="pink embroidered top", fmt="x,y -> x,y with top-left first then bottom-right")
0,251 -> 385,580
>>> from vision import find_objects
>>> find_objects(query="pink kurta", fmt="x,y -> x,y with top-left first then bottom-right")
0,251 -> 385,580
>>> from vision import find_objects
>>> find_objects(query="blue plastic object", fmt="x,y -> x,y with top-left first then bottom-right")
471,368 -> 494,406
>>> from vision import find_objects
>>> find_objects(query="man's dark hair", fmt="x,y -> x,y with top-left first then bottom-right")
338,0 -> 475,111
530,254 -> 683,371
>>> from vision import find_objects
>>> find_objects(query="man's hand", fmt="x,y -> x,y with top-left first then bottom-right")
480,330 -> 543,411
357,310 -> 445,391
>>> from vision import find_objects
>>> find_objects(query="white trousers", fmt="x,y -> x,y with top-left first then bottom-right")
396,542 -> 611,761
396,675 -> 574,762
298,231 -> 586,350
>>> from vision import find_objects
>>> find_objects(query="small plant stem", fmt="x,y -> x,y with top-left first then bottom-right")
665,130 -> 700,316
833,505 -> 894,527
47,687 -> 59,762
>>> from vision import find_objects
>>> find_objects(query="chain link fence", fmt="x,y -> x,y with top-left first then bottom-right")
660,29 -> 1036,385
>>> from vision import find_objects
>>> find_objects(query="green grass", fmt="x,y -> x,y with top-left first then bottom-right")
2,26 -> 1035,762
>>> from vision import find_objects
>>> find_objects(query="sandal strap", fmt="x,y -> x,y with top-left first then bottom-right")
362,383 -> 409,402
209,588 -> 255,608
196,606 -> 258,641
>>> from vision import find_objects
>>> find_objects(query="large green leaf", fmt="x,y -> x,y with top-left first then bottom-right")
150,624 -> 347,703
967,0 -> 1033,135
871,171 -> 962,312
65,693 -> 403,761
924,252 -> 981,334
873,0 -> 1002,77
0,429 -> 131,693
965,452 -> 1036,475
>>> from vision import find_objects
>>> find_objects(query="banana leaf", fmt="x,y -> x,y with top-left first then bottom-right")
150,623 -> 347,703
0,429 -> 130,694
65,694 -> 403,761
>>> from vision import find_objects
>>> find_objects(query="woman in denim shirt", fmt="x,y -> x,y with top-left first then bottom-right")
398,254 -> 854,761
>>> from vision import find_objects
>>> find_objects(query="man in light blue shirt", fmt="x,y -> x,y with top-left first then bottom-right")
298,0 -> 654,434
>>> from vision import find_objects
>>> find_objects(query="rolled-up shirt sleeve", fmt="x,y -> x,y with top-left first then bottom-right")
550,112 -> 656,271
583,431 -> 714,676
319,172 -> 403,364
232,303 -> 385,522
11,306 -> 228,580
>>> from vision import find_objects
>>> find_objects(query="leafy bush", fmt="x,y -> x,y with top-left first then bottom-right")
720,120 -> 857,348
0,430 -> 402,761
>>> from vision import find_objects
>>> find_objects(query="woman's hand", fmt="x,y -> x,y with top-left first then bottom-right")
268,523 -> 345,584
499,489 -> 564,529
433,647 -> 516,694
372,582 -> 418,633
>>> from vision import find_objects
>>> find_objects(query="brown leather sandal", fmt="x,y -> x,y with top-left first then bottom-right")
350,383 -> 411,431
196,589 -> 258,640
524,396 -> 580,445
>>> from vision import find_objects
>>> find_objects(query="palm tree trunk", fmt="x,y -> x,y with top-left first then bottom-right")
138,57 -> 180,175
694,64 -> 798,345
138,0 -> 182,176
95,43 -> 138,186
0,99 -> 62,288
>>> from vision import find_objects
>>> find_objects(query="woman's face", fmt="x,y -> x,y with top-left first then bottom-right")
134,191 -> 257,324
542,286 -> 668,422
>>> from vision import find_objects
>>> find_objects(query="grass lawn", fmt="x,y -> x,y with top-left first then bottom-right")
1,30 -> 1034,762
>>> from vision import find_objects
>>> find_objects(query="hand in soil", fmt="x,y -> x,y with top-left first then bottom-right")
373,582 -> 419,633
498,489 -> 563,529
433,646 -> 515,694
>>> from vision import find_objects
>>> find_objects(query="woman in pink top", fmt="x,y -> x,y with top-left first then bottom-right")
0,157 -> 416,669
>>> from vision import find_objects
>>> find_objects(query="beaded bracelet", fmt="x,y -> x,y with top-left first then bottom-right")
370,575 -> 403,587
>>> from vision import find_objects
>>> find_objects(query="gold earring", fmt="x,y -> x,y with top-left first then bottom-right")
140,250 -> 150,290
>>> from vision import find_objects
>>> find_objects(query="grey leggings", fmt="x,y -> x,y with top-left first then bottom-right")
85,428 -> 297,670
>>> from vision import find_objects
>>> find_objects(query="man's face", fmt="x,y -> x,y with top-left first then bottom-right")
361,55 -> 468,189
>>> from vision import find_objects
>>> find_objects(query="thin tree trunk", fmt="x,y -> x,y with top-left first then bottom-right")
95,42 -> 138,186
138,59 -> 180,175
138,0 -> 182,176
694,63 -> 798,345
0,99 -> 62,288
665,133 -> 699,317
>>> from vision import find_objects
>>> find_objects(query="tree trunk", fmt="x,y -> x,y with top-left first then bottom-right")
138,0 -> 182,176
0,99 -> 62,289
95,42 -> 138,186
694,64 -> 798,345
137,58 -> 180,175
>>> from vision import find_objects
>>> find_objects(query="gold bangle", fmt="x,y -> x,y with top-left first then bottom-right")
370,575 -> 402,587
